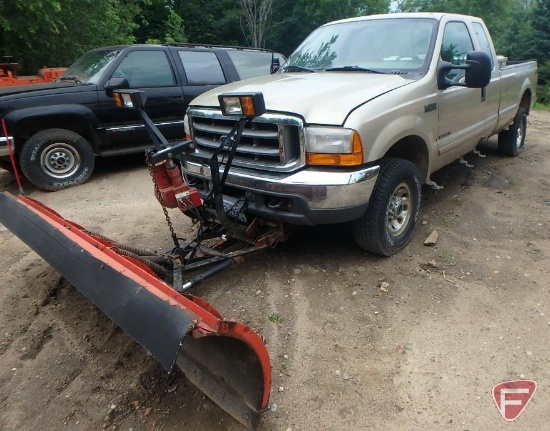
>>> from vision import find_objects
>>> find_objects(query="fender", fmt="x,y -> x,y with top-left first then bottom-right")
4,104 -> 103,149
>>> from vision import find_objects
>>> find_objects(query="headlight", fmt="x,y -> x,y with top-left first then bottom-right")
306,127 -> 363,166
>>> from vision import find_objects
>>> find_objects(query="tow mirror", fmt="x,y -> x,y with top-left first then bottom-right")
437,51 -> 492,90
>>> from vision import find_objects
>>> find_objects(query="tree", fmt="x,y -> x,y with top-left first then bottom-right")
266,0 -> 390,55
135,0 -> 187,44
0,0 -> 141,73
239,0 -> 274,48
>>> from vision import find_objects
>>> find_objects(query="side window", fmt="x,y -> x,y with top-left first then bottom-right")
472,22 -> 495,69
113,51 -> 176,87
226,50 -> 272,80
179,51 -> 226,85
441,22 -> 474,83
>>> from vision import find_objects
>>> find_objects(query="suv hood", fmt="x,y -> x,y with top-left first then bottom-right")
0,82 -> 93,98
190,72 -> 415,125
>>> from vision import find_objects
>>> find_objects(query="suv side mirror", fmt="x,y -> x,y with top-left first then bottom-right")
437,51 -> 492,90
271,57 -> 281,74
105,77 -> 129,96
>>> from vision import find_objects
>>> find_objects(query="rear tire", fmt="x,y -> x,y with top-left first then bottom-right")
20,129 -> 95,191
352,158 -> 421,256
498,107 -> 527,157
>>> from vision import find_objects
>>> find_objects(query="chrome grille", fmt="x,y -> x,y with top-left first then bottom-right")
188,108 -> 303,172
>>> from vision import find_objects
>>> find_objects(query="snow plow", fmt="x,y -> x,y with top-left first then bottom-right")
0,56 -> 66,86
0,90 -> 282,428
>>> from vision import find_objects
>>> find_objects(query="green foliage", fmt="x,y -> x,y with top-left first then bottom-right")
0,0 -> 141,72
1,0 -> 549,106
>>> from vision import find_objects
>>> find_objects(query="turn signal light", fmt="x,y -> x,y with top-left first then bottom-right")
307,131 -> 363,166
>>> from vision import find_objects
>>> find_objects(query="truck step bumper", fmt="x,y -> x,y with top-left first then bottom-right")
183,161 -> 380,225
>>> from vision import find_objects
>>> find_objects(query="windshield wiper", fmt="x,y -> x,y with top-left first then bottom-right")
325,66 -> 385,74
58,76 -> 82,84
281,64 -> 317,73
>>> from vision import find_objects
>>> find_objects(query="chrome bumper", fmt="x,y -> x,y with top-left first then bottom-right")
0,136 -> 14,157
182,161 -> 379,211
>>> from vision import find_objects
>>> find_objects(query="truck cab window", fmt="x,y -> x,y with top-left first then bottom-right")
113,51 -> 176,87
179,51 -> 226,85
472,22 -> 495,70
440,22 -> 474,83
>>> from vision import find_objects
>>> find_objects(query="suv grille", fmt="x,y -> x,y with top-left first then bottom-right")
188,109 -> 303,172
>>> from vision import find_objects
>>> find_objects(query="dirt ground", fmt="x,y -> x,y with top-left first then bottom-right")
1,110 -> 549,431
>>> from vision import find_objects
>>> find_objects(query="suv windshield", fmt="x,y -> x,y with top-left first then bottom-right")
62,49 -> 120,84
283,18 -> 437,74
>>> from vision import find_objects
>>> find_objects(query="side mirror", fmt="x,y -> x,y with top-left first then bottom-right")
105,77 -> 129,96
437,51 -> 492,90
271,57 -> 281,74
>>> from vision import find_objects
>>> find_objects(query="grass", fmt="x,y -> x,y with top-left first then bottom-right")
533,102 -> 550,111
268,312 -> 284,324
440,249 -> 455,266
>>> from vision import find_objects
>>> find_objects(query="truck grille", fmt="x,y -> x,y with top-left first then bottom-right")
188,108 -> 304,172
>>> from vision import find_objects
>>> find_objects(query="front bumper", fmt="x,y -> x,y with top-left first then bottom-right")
0,136 -> 14,157
182,160 -> 380,225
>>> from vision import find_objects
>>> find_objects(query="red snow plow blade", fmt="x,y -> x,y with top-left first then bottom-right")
0,192 -> 270,429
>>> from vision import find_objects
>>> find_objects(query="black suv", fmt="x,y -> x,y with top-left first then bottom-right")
0,44 -> 280,190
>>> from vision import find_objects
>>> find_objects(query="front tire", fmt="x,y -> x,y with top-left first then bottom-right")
498,107 -> 527,157
352,158 -> 421,256
20,129 -> 95,191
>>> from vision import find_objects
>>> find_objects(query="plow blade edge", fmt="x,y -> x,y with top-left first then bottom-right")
0,192 -> 271,429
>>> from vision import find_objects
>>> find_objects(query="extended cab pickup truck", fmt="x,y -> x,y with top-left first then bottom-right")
183,13 -> 537,256
0,44 -> 279,190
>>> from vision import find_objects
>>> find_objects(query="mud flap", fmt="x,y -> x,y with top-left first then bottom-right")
0,192 -> 271,428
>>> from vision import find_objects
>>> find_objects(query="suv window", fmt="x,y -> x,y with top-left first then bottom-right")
113,50 -> 176,87
179,51 -> 226,85
226,50 -> 273,79
441,21 -> 474,83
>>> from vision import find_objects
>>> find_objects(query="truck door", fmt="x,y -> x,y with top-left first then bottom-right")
98,49 -> 185,153
436,21 -> 485,160
471,21 -> 500,136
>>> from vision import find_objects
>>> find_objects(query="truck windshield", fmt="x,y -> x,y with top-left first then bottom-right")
283,18 -> 437,74
62,49 -> 120,84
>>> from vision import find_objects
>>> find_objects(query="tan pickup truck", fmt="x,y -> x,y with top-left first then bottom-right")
183,13 -> 537,256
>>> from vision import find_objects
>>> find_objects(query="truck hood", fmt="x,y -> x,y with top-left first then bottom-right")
190,72 -> 415,125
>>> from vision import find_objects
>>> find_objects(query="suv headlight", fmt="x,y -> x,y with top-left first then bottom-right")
306,127 -> 363,166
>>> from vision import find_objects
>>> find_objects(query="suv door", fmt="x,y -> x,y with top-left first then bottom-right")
98,48 -> 185,153
436,21 -> 485,158
175,50 -> 232,107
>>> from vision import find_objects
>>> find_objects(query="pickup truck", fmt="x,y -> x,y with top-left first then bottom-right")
182,12 -> 537,256
0,44 -> 279,190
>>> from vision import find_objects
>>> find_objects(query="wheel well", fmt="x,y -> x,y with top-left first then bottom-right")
13,115 -> 99,153
520,90 -> 532,114
383,136 -> 429,183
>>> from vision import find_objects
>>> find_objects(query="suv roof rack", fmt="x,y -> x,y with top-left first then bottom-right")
164,43 -> 272,53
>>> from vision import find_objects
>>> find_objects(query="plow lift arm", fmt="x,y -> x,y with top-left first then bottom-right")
0,90 -> 275,428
